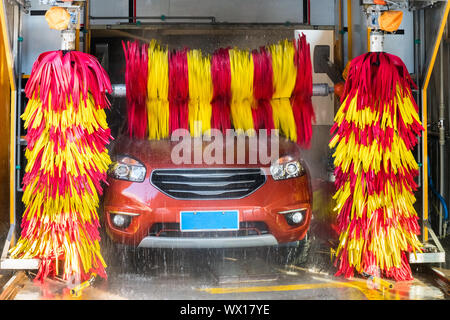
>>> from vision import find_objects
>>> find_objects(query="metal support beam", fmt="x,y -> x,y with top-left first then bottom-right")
410,221 -> 446,264
438,43 -> 446,238
8,0 -> 30,13
421,1 -> 450,243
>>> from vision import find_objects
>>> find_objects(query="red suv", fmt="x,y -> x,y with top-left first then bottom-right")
103,134 -> 313,264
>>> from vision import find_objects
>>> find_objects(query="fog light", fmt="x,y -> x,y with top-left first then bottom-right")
290,212 -> 304,224
111,214 -> 131,229
279,208 -> 307,226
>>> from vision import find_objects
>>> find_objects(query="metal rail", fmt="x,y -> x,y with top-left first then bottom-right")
89,15 -> 217,23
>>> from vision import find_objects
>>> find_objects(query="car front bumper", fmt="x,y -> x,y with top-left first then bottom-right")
137,234 -> 279,249
103,171 -> 312,247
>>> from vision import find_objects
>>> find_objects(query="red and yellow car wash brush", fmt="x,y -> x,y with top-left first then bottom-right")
329,51 -> 424,281
124,39 -> 315,148
9,50 -> 113,283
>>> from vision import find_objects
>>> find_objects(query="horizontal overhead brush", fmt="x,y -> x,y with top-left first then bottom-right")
123,35 -> 315,147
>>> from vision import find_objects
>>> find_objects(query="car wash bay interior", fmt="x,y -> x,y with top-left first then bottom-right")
0,0 -> 450,301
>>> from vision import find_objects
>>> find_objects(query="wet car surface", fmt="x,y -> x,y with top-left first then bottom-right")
103,135 -> 313,257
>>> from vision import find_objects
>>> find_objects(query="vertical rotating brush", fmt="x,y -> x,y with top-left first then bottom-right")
9,50 -> 113,283
329,29 -> 424,281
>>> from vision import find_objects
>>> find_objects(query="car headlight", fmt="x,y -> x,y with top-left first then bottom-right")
109,155 -> 146,182
270,156 -> 305,180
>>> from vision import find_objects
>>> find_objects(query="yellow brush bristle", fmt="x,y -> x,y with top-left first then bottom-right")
187,49 -> 213,136
147,40 -> 169,140
229,48 -> 255,134
269,40 -> 297,142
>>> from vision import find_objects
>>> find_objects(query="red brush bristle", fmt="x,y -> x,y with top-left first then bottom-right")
168,49 -> 189,134
334,52 -> 423,150
341,52 -> 416,111
123,40 -> 149,139
25,50 -> 112,112
292,35 -> 315,149
211,48 -> 232,132
252,48 -> 275,132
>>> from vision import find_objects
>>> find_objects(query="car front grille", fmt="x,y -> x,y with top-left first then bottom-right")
150,168 -> 266,200
149,222 -> 270,238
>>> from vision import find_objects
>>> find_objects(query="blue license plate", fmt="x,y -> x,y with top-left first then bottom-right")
180,210 -> 239,231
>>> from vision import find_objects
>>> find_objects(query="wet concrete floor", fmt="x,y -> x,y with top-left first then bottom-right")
9,237 -> 448,301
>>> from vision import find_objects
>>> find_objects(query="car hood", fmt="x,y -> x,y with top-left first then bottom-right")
110,134 -> 304,169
